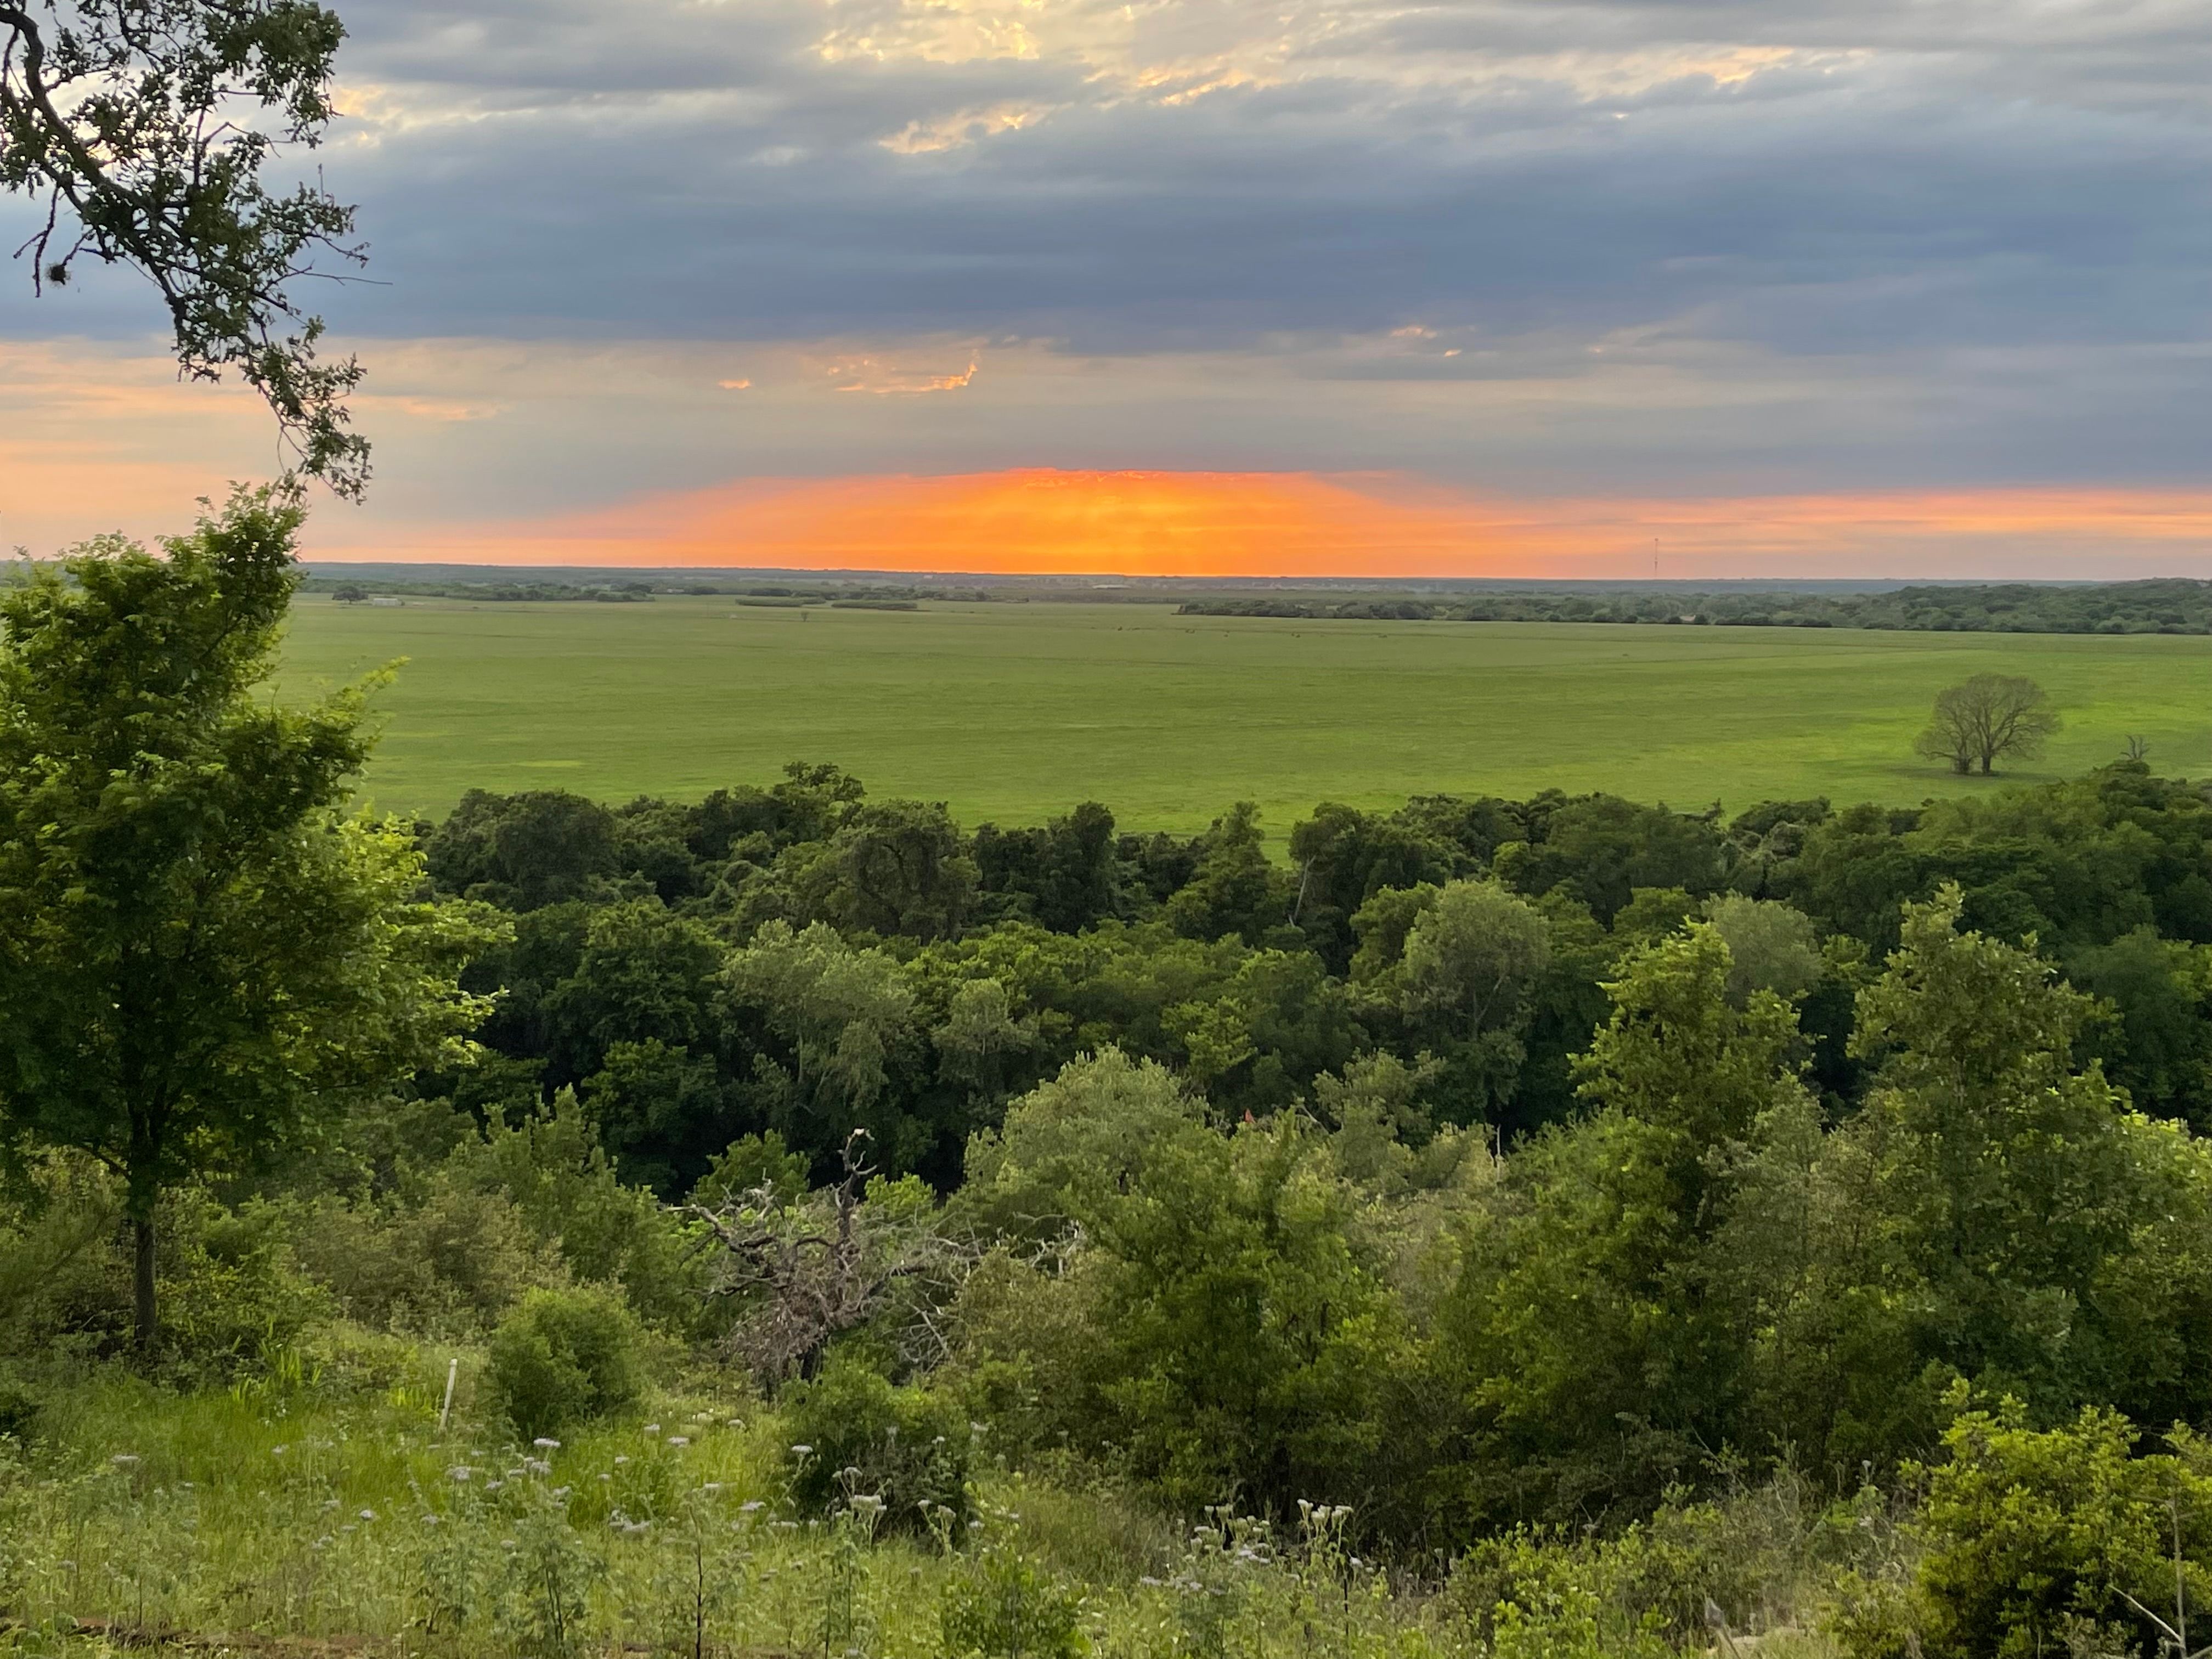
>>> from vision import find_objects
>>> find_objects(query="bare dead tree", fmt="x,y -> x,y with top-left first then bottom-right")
684,1128 -> 971,1391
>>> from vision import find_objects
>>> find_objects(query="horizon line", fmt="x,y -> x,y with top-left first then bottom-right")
291,559 -> 2188,589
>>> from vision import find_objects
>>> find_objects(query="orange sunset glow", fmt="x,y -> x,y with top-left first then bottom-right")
316,470 -> 2212,579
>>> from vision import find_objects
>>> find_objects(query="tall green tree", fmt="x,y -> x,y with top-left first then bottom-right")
1401,880 -> 1553,1043
1444,925 -> 1814,1514
1727,887 -> 2212,1470
723,919 -> 919,1163
0,485 -> 495,1346
1836,885 -> 2212,1429
958,1051 -> 1400,1516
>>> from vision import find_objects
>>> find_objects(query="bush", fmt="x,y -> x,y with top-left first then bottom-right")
941,1541 -> 1088,1659
285,1175 -> 568,1337
460,1088 -> 707,1333
150,1199 -> 338,1380
1900,1398 -> 2212,1659
486,1286 -> 644,1441
0,1374 -> 38,1444
783,1356 -> 972,1534
2,1175 -> 332,1375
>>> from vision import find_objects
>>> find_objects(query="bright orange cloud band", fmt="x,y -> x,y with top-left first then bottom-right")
307,470 -> 2212,580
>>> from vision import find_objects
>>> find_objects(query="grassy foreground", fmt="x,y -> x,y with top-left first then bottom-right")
0,1347 -> 1853,1659
273,597 -> 2212,829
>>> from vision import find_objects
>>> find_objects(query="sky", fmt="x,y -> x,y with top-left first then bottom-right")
2,0 -> 2209,577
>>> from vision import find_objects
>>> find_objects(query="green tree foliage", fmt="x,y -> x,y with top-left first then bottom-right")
1164,802 -> 1296,946
365,754 -> 2212,1545
1904,1399 -> 2212,1659
1700,894 -> 1826,1007
1308,1051 -> 1443,1188
0,486 -> 493,1346
1,0 -> 369,490
580,1039 -> 732,1197
1402,881 -> 1554,1043
1183,579 -> 2212,636
1711,889 -> 2212,1472
958,1051 -> 1409,1517
912,920 -> 1359,1127
690,1128 -> 810,1207
825,798 -> 979,940
974,800 -> 1121,932
1346,882 -> 1441,986
541,899 -> 724,1082
1444,926 -> 1815,1514
427,790 -> 622,910
724,921 -> 921,1163
455,1086 -> 702,1330
2067,928 -> 2212,1132
1820,888 -> 2212,1441
1287,802 -> 1460,972
1494,797 -> 1730,926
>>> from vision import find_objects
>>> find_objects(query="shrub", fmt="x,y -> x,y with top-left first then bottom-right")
941,1541 -> 1088,1659
486,1286 -> 644,1441
2,1176 -> 334,1375
460,1088 -> 707,1333
285,1175 -> 568,1337
783,1356 -> 972,1534
1901,1398 -> 2212,1659
0,1373 -> 38,1444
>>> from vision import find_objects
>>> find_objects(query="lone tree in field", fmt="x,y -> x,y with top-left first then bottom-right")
1915,674 -> 2061,775
1,0 -> 369,493
0,484 -> 496,1349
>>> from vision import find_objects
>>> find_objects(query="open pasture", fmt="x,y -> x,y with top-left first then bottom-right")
275,595 -> 2212,829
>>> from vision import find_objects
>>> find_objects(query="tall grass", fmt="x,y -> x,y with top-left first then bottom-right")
0,1347 -> 1866,1658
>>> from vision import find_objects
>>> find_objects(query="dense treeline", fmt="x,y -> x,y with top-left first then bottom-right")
288,758 -> 2209,1541
1181,577 -> 2212,633
423,762 -> 2212,1187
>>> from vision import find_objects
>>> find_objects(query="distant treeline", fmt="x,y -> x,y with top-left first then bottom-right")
733,583 -> 986,604
309,575 -> 989,605
1181,577 -> 2212,634
315,578 -> 658,602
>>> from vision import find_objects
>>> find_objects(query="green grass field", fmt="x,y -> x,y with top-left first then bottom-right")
273,595 -> 2212,831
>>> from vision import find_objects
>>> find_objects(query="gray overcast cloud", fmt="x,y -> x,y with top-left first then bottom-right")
1,0 -> 2207,549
